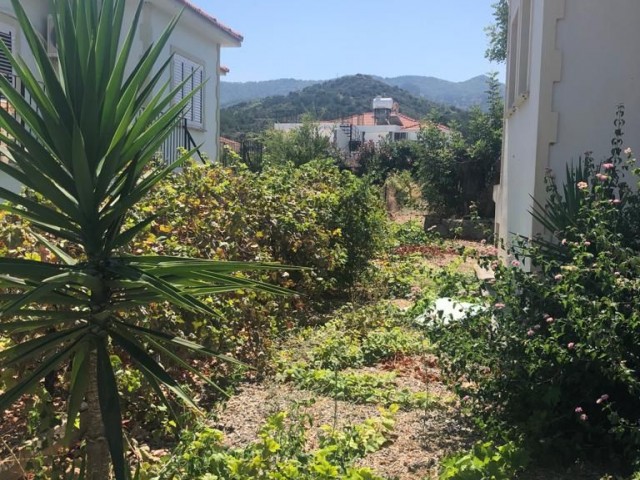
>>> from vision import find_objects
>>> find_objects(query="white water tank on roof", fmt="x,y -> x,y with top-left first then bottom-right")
373,96 -> 394,110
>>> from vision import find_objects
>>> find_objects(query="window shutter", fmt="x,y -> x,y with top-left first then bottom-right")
172,53 -> 203,128
0,27 -> 13,83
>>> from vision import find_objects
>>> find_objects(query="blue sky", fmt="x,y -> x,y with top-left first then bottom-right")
194,0 -> 505,83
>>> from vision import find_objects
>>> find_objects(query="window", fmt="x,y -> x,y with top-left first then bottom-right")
0,25 -> 14,86
507,12 -> 518,109
506,0 -> 532,112
394,132 -> 408,141
172,52 -> 204,129
518,0 -> 531,97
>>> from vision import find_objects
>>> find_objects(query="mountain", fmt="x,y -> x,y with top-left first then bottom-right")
380,75 -> 504,110
220,79 -> 321,107
220,74 -> 467,138
220,74 -> 503,110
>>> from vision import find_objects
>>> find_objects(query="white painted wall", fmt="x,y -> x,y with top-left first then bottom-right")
494,0 -> 546,246
0,0 -> 237,192
275,121 -> 412,154
495,0 -> 640,253
550,0 -> 640,183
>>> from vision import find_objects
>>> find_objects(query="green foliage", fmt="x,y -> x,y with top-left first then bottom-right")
277,303 -> 425,367
146,405 -> 396,479
262,115 -> 333,166
414,126 -> 467,216
440,441 -> 529,480
414,74 -> 503,217
353,140 -> 420,184
220,74 -> 466,137
280,364 -> 436,409
0,1 -> 289,477
135,159 -> 387,298
275,304 -> 431,409
429,116 -> 640,469
221,75 -> 503,112
485,0 -> 509,63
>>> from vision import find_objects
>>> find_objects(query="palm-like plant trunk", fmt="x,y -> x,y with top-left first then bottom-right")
84,350 -> 111,480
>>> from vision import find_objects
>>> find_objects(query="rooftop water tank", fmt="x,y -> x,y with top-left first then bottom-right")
372,96 -> 394,111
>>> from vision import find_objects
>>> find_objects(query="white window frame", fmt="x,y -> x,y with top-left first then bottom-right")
506,0 -> 532,115
171,51 -> 205,130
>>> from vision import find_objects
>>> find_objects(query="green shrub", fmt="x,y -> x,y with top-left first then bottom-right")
429,117 -> 640,468
352,140 -> 419,184
124,160 -> 388,365
389,219 -> 432,247
147,405 -> 396,479
262,114 -> 333,167
439,441 -> 529,480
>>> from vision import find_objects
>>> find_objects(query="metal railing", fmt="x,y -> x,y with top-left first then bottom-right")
160,117 -> 205,165
1,74 -> 205,166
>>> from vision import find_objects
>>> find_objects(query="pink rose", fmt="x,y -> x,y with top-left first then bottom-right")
527,329 -> 535,337
596,173 -> 609,181
494,303 -> 505,310
568,342 -> 576,350
580,413 -> 588,421
546,317 -> 554,324
554,274 -> 563,281
584,241 -> 591,247
602,163 -> 614,170
577,181 -> 588,190
511,259 -> 520,267
624,147 -> 633,156
596,394 -> 609,404
575,406 -> 583,413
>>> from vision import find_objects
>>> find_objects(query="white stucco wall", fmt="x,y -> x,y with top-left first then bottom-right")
139,0 -> 231,160
494,0 -> 548,246
0,0 -> 48,193
549,0 -> 640,182
495,0 -> 640,253
0,0 -> 237,193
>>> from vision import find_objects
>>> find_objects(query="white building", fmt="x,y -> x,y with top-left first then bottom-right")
275,97 -> 449,154
0,0 -> 241,175
494,0 -> 640,247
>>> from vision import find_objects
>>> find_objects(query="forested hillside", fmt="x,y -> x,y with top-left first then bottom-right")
220,74 -> 467,138
221,74 -> 503,110
221,78 -> 321,107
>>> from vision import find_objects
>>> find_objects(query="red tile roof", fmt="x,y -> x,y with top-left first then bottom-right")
330,111 -> 450,133
175,0 -> 243,43
220,136 -> 241,152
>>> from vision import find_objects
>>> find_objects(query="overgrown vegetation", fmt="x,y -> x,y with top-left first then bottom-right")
428,111 -> 640,475
145,404 -> 397,479
220,74 -> 466,138
350,73 -> 503,218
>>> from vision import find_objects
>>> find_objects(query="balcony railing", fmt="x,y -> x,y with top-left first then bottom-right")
161,117 -> 206,165
1,74 -> 205,166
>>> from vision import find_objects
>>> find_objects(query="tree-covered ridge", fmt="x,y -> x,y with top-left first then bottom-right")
220,74 -> 468,138
221,78 -> 322,107
381,74 -> 505,110
221,74 -> 504,110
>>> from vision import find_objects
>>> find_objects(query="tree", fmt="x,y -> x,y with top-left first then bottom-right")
262,114 -> 332,167
414,73 -> 503,217
0,1 -> 287,478
485,0 -> 509,63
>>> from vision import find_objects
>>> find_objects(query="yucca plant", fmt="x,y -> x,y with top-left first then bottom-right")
0,1 -> 290,479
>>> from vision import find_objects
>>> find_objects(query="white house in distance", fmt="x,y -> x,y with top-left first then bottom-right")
275,97 -> 449,154
0,0 -> 241,187
494,0 -> 640,247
